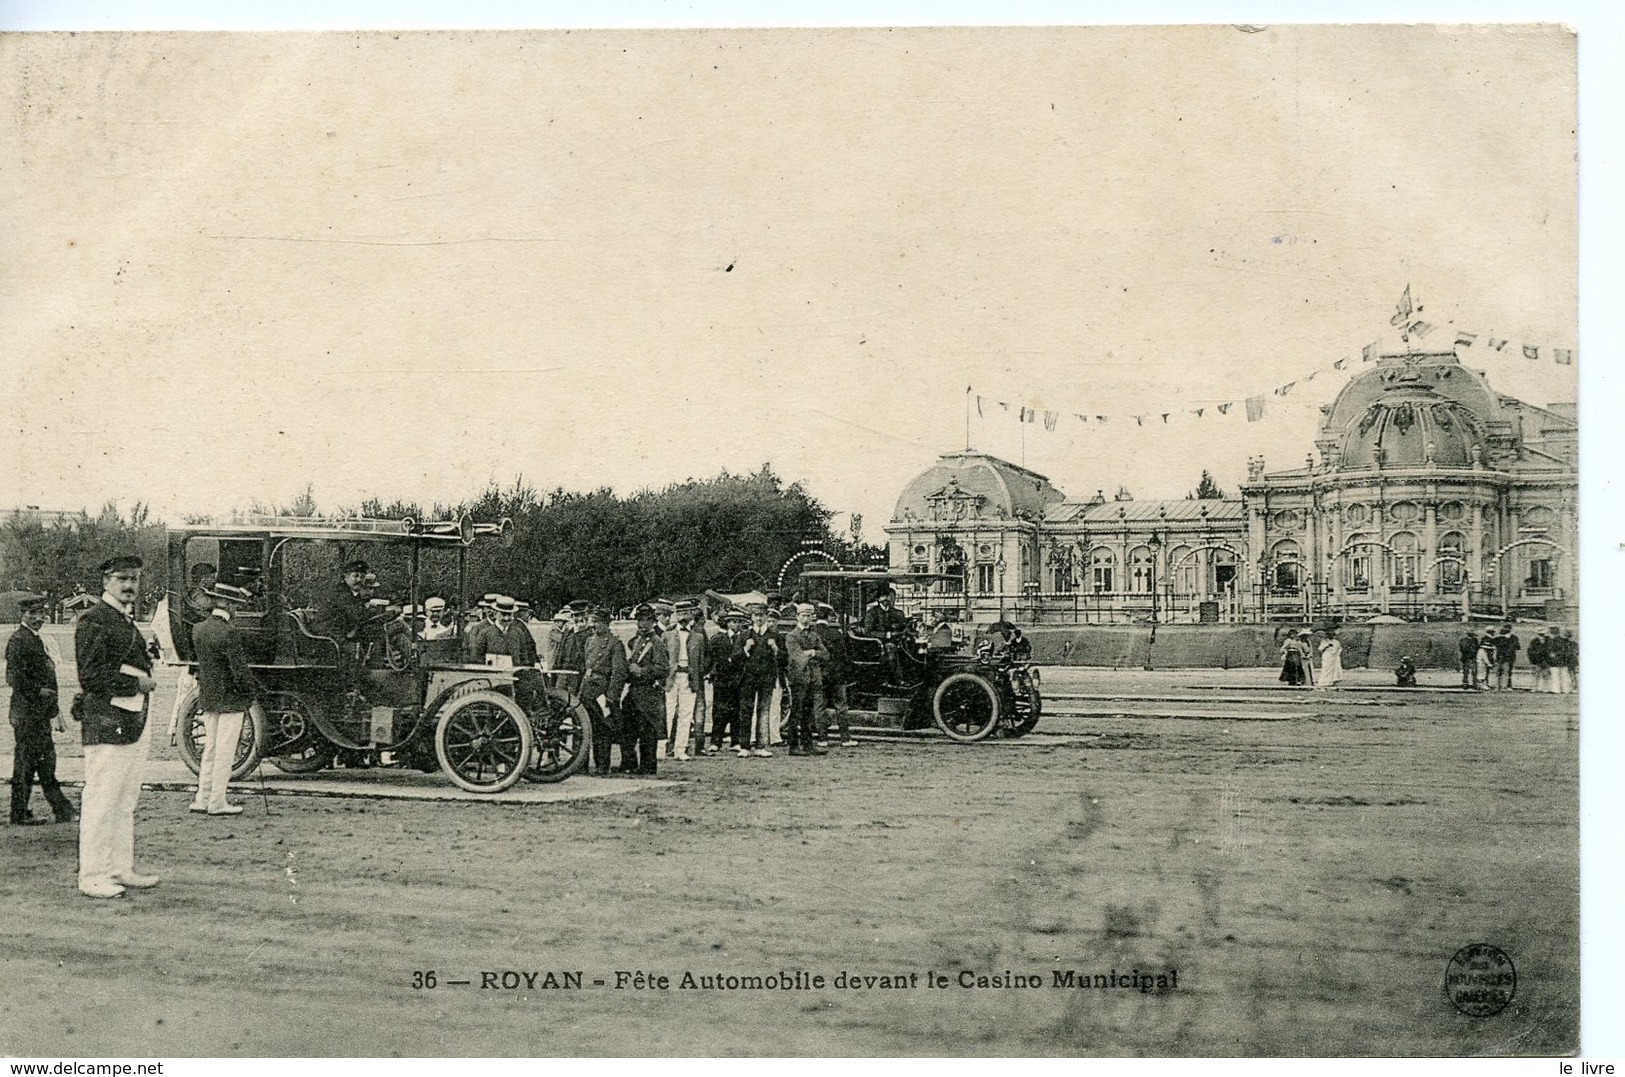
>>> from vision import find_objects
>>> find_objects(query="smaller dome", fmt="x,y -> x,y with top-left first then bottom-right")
1337,384 -> 1485,470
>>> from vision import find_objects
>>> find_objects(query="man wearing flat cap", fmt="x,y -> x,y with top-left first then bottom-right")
189,583 -> 261,816
74,555 -> 159,898
420,596 -> 453,641
8,592 -> 75,826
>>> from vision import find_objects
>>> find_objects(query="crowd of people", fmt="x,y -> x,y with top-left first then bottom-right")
1456,624 -> 1578,693
537,596 -> 862,776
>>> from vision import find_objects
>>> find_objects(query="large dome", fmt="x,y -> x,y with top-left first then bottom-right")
1337,383 -> 1485,469
892,451 -> 1064,523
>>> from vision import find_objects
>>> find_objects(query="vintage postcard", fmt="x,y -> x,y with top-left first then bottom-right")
0,24 -> 1586,1058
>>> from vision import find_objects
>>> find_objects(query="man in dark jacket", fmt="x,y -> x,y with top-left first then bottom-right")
812,603 -> 855,748
189,584 -> 260,816
621,604 -> 670,775
1493,624 -> 1521,691
706,611 -> 746,754
737,603 -> 782,758
581,607 -> 628,776
8,593 -> 75,825
74,555 -> 158,898
1457,629 -> 1479,690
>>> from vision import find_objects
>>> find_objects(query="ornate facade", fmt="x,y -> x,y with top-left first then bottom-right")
886,346 -> 1576,623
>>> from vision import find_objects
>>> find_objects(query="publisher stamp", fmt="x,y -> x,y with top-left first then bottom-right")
1444,944 -> 1516,1017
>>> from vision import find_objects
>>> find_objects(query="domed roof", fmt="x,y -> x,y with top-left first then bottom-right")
1337,382 -> 1485,470
892,451 -> 1064,524
1321,350 -> 1500,437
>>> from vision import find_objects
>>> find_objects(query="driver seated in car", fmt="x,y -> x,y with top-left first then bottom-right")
858,585 -> 910,639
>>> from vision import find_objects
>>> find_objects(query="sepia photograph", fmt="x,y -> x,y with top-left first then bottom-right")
0,11 -> 1602,1060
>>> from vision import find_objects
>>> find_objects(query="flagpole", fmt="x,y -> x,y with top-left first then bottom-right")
965,385 -> 972,451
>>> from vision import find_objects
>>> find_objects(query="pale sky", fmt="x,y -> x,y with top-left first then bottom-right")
1,24 -> 1578,537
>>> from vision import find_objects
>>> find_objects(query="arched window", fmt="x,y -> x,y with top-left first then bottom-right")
1272,539 -> 1302,593
1168,545 -> 1196,594
1128,545 -> 1154,594
1436,531 -> 1466,590
1090,547 -> 1116,593
1343,534 -> 1372,591
1391,531 -> 1420,589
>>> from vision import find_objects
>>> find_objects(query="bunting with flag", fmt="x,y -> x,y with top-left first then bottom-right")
963,295 -> 1573,439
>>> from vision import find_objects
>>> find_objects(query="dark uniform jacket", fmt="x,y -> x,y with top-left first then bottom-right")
623,630 -> 670,734
74,598 -> 154,746
1493,632 -> 1520,666
738,624 -> 783,688
1457,634 -> 1480,662
860,602 -> 910,638
582,631 -> 628,702
6,623 -> 58,725
315,582 -> 367,641
708,630 -> 744,688
192,612 -> 260,714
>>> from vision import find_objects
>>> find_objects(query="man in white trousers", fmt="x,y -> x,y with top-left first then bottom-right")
188,584 -> 260,816
74,555 -> 158,899
663,600 -> 709,760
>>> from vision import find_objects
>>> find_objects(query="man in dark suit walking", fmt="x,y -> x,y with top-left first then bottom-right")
7,593 -> 75,825
189,583 -> 260,816
74,555 -> 159,899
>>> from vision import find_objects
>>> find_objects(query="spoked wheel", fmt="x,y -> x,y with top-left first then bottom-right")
262,691 -> 333,774
932,672 -> 1001,743
1001,675 -> 1042,738
177,687 -> 265,780
524,689 -> 592,784
434,689 -> 534,793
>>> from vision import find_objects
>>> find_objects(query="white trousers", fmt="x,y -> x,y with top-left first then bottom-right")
78,718 -> 152,889
194,710 -> 245,810
769,683 -> 784,744
665,678 -> 705,758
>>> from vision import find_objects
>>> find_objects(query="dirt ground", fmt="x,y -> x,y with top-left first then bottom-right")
0,665 -> 1578,1057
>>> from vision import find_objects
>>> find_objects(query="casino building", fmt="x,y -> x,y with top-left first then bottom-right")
885,345 -> 1577,624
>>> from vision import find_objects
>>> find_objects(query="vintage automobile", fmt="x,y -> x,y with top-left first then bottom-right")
798,569 -> 1042,742
156,514 -> 590,793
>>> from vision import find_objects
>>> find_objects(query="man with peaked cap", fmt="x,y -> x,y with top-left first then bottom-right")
74,555 -> 159,898
663,599 -> 709,760
621,603 -> 670,775
8,592 -> 75,825
706,609 -> 747,755
315,558 -> 370,643
581,607 -> 628,776
188,583 -> 261,816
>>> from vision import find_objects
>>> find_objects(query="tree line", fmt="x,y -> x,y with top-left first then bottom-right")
0,467 -> 882,617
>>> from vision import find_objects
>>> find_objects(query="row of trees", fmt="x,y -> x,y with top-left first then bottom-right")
1,467 -> 883,617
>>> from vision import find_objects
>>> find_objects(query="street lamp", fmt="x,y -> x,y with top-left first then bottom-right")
1148,532 -> 1163,625
996,556 -> 1007,620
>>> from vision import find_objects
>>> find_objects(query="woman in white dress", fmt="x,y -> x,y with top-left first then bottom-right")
1316,633 -> 1344,689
